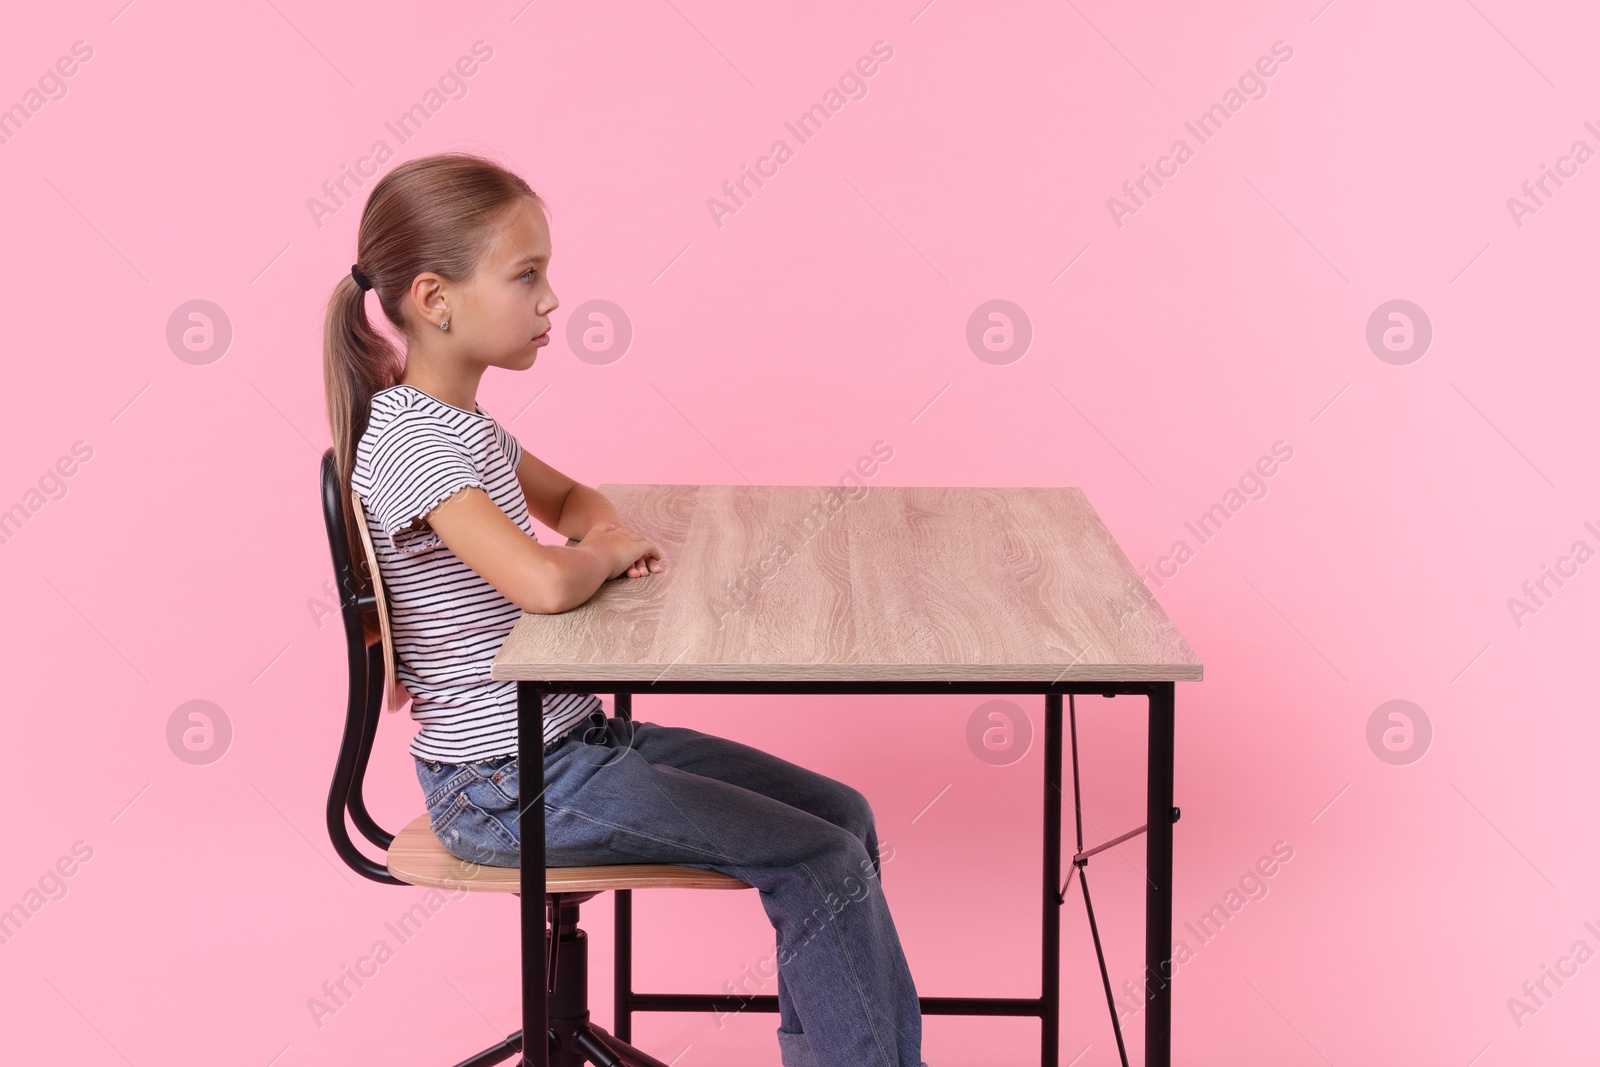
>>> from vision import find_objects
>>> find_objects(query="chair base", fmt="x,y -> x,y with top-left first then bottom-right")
448,1022 -> 672,1067
449,1030 -> 522,1067
448,893 -> 677,1067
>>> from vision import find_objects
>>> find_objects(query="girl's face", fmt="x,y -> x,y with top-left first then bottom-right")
444,196 -> 559,371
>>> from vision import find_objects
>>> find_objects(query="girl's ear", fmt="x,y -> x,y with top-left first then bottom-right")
408,271 -> 450,327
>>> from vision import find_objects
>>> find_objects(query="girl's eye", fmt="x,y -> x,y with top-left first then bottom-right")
521,269 -> 538,283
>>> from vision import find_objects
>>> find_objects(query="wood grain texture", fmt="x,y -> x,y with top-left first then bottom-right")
350,488 -> 410,712
491,485 -> 1202,684
386,815 -> 752,893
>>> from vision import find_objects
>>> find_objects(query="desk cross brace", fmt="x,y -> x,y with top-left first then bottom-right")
1057,694 -> 1182,1067
1061,808 -> 1182,899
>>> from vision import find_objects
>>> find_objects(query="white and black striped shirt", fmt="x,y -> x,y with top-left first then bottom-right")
351,384 -> 597,763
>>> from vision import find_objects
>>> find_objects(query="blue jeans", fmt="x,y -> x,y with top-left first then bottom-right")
414,712 -> 929,1067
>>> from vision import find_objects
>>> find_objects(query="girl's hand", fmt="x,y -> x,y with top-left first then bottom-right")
587,523 -> 664,579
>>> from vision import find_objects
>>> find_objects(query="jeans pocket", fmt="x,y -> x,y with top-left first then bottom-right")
430,788 -> 520,867
467,756 -> 518,807
416,759 -> 474,813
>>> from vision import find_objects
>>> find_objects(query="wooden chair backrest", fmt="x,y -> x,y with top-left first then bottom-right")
349,488 -> 409,713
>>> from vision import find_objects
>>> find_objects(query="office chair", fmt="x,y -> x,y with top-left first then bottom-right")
319,447 -> 754,1066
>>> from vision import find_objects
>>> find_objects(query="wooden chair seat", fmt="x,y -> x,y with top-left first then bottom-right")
387,814 -> 753,895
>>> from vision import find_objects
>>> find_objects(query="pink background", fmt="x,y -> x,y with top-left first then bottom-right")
2,1 -> 1596,1063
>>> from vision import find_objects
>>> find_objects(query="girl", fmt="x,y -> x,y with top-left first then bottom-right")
322,151 -> 929,1067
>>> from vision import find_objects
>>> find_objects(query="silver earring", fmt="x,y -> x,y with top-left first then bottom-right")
440,320 -> 449,331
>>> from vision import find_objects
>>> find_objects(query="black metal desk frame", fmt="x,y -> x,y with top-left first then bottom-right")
516,679 -> 1178,1067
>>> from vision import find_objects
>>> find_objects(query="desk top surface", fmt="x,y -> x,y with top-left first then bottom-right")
489,484 -> 1202,684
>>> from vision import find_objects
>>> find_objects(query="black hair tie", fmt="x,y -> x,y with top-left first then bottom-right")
350,263 -> 373,291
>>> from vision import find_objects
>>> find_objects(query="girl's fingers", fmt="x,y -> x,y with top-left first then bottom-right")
621,552 -> 664,578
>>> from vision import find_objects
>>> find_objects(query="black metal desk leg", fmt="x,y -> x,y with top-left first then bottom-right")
614,889 -> 633,1042
520,682 -> 548,1067
1145,683 -> 1175,1067
614,690 -> 634,1044
1043,694 -> 1063,1067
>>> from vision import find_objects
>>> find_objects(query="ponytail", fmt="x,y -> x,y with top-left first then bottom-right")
322,269 -> 400,589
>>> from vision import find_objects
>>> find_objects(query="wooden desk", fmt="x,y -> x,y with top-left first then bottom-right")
492,484 -> 1202,1067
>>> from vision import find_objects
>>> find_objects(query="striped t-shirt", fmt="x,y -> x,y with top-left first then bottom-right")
350,384 -> 598,763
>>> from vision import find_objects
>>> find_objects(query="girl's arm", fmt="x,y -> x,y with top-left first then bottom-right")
426,485 -> 645,614
515,451 -> 624,540
554,484 -> 626,542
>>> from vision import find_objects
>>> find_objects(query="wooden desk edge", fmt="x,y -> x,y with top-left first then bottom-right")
490,662 -> 1204,683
